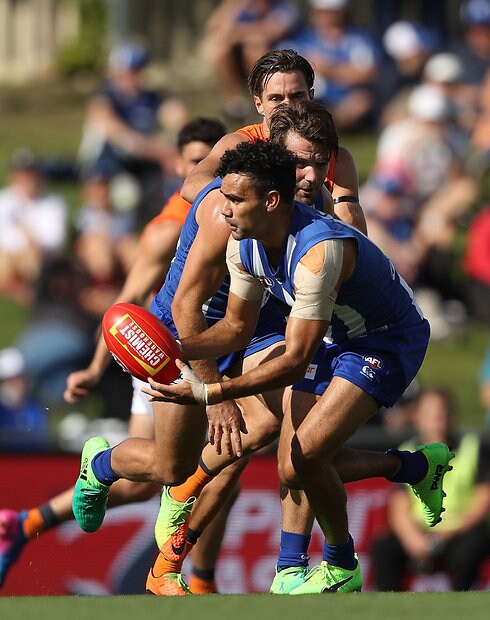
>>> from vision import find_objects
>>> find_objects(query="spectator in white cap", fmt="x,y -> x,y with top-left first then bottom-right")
0,347 -> 49,450
368,81 -> 478,323
376,20 -> 438,127
422,52 -> 478,134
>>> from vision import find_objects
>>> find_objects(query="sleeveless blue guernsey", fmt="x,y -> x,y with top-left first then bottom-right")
237,201 -> 425,344
152,178 -> 230,326
150,178 -> 286,371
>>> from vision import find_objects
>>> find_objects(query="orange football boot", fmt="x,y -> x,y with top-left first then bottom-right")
146,569 -> 191,596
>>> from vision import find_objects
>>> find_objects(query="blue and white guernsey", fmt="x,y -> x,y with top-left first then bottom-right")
152,178 -> 230,327
237,201 -> 425,345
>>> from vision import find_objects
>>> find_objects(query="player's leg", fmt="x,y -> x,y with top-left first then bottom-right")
146,344 -> 286,596
148,459 -> 247,596
282,336 -> 453,594
0,488 -> 73,587
106,408 -> 160,507
72,399 -> 207,533
151,341 -> 285,528
280,377 -> 376,594
269,383 -> 314,594
150,340 -> 285,522
110,400 -> 208,485
188,476 -> 241,594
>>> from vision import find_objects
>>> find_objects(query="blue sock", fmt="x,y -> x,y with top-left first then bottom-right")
91,448 -> 120,486
323,534 -> 357,570
387,448 -> 428,484
277,530 -> 310,572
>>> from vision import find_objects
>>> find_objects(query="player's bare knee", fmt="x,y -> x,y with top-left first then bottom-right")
288,439 -> 325,483
246,419 -> 280,453
152,462 -> 195,486
277,456 -> 302,490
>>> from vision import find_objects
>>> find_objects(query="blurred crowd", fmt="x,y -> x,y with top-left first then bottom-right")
0,0 -> 489,446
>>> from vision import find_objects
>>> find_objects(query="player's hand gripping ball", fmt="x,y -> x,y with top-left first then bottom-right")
102,302 -> 182,383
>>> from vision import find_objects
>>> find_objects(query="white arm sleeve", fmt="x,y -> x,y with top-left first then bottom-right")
290,239 -> 343,321
226,237 -> 265,301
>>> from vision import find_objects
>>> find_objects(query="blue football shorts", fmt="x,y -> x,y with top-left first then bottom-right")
293,319 -> 430,408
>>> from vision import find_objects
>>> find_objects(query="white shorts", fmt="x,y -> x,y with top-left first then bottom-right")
131,376 -> 153,418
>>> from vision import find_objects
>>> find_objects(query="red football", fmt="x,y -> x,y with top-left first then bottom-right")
102,302 -> 182,384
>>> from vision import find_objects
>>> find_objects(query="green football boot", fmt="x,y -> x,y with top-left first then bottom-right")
410,442 -> 454,527
72,436 -> 110,533
155,486 -> 196,561
290,557 -> 362,594
269,566 -> 309,594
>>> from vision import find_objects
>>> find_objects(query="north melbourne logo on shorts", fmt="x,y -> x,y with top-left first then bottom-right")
304,363 -> 318,380
360,365 -> 376,380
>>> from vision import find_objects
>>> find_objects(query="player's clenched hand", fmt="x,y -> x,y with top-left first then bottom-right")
206,400 -> 246,458
64,368 -> 101,404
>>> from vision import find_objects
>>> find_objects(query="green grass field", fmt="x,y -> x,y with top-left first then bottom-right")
1,592 -> 489,620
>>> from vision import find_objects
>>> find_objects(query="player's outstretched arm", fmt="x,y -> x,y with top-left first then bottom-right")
144,310 -> 325,404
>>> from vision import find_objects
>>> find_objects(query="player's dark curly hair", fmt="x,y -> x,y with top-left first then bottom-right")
269,99 -> 339,158
177,117 -> 226,151
217,141 -> 297,203
247,49 -> 315,98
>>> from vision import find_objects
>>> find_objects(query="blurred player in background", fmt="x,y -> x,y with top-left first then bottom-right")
0,117 -> 227,595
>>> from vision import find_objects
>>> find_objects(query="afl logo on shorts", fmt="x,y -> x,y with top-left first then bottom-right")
364,356 -> 384,369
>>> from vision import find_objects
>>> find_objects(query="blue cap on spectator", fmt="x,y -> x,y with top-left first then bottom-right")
461,0 -> 490,25
108,42 -> 150,71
